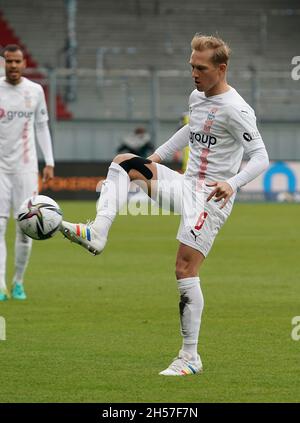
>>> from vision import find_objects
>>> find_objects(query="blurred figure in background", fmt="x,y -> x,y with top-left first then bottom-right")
117,126 -> 154,158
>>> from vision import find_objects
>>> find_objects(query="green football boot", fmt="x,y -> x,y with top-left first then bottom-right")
0,288 -> 9,301
11,282 -> 27,300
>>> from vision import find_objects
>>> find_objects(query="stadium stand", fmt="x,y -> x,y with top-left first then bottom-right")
0,0 -> 299,121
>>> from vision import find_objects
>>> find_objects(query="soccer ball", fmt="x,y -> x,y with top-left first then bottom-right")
17,195 -> 63,240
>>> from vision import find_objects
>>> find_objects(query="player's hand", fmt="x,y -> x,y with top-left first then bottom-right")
206,181 -> 234,209
42,165 -> 54,183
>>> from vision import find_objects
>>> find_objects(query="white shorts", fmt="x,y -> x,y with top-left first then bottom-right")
0,172 -> 38,219
155,164 -> 235,257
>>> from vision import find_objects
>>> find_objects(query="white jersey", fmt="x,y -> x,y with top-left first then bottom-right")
0,76 -> 50,173
155,87 -> 268,191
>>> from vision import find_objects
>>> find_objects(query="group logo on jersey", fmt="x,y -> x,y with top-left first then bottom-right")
189,131 -> 217,148
0,108 -> 33,121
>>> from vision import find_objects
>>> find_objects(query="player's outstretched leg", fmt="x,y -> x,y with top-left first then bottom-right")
60,154 -> 156,255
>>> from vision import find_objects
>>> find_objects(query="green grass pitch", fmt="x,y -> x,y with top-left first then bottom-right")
0,202 -> 299,403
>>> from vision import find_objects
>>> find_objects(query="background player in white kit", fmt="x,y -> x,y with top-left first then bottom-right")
61,35 -> 269,375
0,45 -> 54,301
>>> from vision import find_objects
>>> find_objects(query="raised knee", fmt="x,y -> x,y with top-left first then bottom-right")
113,153 -> 136,165
113,155 -> 154,181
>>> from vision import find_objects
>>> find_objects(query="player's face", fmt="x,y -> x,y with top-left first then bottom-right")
4,50 -> 26,85
189,49 -> 226,95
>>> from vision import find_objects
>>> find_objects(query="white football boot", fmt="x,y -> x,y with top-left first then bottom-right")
159,349 -> 203,376
60,221 -> 107,256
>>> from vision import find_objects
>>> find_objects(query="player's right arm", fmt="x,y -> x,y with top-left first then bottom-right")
149,124 -> 190,163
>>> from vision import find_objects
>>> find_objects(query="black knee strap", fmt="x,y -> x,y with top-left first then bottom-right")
119,157 -> 153,180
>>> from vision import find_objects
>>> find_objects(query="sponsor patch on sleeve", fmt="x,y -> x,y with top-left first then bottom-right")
243,131 -> 260,142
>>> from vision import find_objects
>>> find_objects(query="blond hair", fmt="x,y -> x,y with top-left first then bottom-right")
191,34 -> 231,65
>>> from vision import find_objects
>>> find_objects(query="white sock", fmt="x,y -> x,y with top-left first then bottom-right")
0,218 -> 8,290
93,162 -> 130,238
13,224 -> 32,284
177,277 -> 204,361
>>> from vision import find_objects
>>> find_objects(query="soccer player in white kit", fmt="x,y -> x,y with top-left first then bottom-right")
0,45 -> 54,301
61,35 -> 269,375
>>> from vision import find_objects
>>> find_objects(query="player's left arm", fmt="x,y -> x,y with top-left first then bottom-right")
35,87 -> 55,183
207,106 -> 269,208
